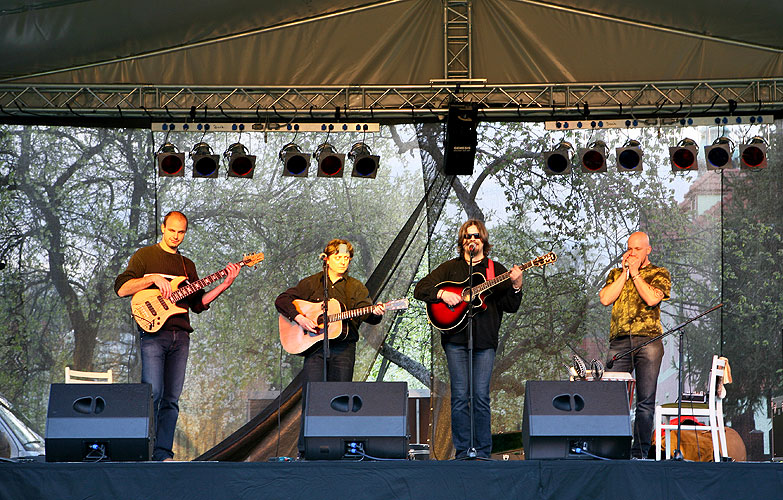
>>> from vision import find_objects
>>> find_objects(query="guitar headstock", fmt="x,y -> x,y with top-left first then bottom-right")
384,298 -> 410,311
242,252 -> 265,268
532,251 -> 557,267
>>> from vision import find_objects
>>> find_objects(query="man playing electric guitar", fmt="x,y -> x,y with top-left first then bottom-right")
414,219 -> 523,459
275,238 -> 386,455
115,211 -> 242,461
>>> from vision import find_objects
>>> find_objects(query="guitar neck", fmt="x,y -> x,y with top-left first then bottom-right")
328,304 -> 377,323
170,261 -> 245,302
471,260 -> 535,295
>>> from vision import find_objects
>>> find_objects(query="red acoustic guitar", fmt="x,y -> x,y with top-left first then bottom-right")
425,252 -> 557,333
278,298 -> 409,354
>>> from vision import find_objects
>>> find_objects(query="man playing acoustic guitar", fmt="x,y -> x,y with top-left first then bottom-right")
414,219 -> 523,459
275,239 -> 386,455
115,211 -> 242,461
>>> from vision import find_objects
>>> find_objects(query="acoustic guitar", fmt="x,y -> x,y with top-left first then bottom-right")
425,252 -> 557,333
130,252 -> 264,333
279,298 -> 408,354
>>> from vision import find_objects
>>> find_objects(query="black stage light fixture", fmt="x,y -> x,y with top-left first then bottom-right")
615,139 -> 643,172
542,141 -> 573,175
739,136 -> 768,169
704,137 -> 735,170
190,142 -> 220,178
224,142 -> 256,178
156,142 -> 185,177
314,143 -> 345,177
348,142 -> 380,178
279,143 -> 310,177
578,140 -> 608,173
669,138 -> 699,172
444,102 -> 479,175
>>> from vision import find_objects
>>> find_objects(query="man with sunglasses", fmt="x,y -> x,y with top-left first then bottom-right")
414,219 -> 523,459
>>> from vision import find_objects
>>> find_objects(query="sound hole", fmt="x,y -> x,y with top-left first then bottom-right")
331,395 -> 350,412
573,394 -> 585,412
350,395 -> 362,412
94,396 -> 106,414
73,397 -> 93,414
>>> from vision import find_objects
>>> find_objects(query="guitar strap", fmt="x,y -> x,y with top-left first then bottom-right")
487,259 -> 495,280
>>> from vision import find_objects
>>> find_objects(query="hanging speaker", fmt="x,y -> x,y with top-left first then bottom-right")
522,380 -> 631,459
303,381 -> 408,460
443,102 -> 479,175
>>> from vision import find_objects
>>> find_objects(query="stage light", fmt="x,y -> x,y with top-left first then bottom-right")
190,142 -> 220,178
615,140 -> 643,172
542,141 -> 573,175
704,137 -> 735,170
279,143 -> 310,177
224,142 -> 256,178
578,140 -> 607,173
669,138 -> 699,172
348,142 -> 380,178
314,143 -> 345,177
156,142 -> 185,177
739,136 -> 768,169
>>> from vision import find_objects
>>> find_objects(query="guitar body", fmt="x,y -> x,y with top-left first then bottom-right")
130,276 -> 189,333
426,273 -> 489,333
278,299 -> 346,354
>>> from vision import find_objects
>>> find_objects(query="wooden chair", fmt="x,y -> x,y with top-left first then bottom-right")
64,366 -> 113,384
654,355 -> 728,461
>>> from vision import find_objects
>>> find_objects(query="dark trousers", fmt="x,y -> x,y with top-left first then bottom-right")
298,341 -> 356,453
140,329 -> 190,461
607,335 -> 664,458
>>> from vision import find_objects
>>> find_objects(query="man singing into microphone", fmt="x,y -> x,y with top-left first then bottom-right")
275,238 -> 385,455
414,220 -> 523,459
599,231 -> 670,459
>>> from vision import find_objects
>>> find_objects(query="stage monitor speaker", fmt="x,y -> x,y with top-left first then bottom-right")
443,102 -> 479,175
45,383 -> 153,462
522,380 -> 631,459
304,381 -> 408,460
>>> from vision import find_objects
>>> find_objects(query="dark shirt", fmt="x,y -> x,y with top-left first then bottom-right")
414,257 -> 522,350
275,271 -> 381,344
114,244 -> 208,332
605,264 -> 671,340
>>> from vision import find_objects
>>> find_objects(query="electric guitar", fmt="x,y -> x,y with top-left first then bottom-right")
425,252 -> 557,333
279,298 -> 409,354
130,252 -> 264,333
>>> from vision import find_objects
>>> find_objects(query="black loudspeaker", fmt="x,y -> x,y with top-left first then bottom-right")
443,102 -> 479,175
522,380 -> 631,459
45,383 -> 153,462
304,381 -> 408,460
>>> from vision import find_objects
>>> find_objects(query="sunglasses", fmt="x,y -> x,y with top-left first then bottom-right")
463,233 -> 481,240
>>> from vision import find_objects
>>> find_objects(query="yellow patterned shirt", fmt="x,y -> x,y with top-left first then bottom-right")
606,264 -> 671,340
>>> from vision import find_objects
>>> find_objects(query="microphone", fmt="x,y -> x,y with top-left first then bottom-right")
468,242 -> 477,255
606,356 -> 615,369
318,253 -> 327,261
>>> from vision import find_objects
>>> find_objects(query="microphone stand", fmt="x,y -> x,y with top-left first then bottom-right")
465,246 -> 478,459
606,303 -> 723,461
321,258 -> 330,382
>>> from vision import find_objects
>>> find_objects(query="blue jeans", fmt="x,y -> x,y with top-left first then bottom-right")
444,343 -> 496,458
140,329 -> 190,461
607,335 -> 664,458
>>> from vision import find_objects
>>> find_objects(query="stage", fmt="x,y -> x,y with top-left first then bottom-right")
2,459 -> 782,500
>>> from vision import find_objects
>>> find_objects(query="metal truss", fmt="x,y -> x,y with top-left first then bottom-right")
444,1 -> 472,79
0,79 -> 781,125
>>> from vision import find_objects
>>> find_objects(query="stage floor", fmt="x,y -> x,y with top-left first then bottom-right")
2,459 -> 782,500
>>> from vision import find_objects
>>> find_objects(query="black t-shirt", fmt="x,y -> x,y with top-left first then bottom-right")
114,244 -> 208,332
275,271 -> 381,344
414,257 -> 522,350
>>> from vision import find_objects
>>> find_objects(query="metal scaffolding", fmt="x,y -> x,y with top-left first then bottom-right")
0,79 -> 781,125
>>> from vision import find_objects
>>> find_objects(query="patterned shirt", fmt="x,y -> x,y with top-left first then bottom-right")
606,264 -> 671,340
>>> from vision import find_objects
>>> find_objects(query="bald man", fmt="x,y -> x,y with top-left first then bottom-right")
599,231 -> 671,459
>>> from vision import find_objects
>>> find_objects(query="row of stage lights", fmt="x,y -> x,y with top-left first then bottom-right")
543,136 -> 768,175
156,141 -> 380,179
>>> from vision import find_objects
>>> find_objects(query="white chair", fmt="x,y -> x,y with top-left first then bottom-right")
654,355 -> 728,461
65,366 -> 113,384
